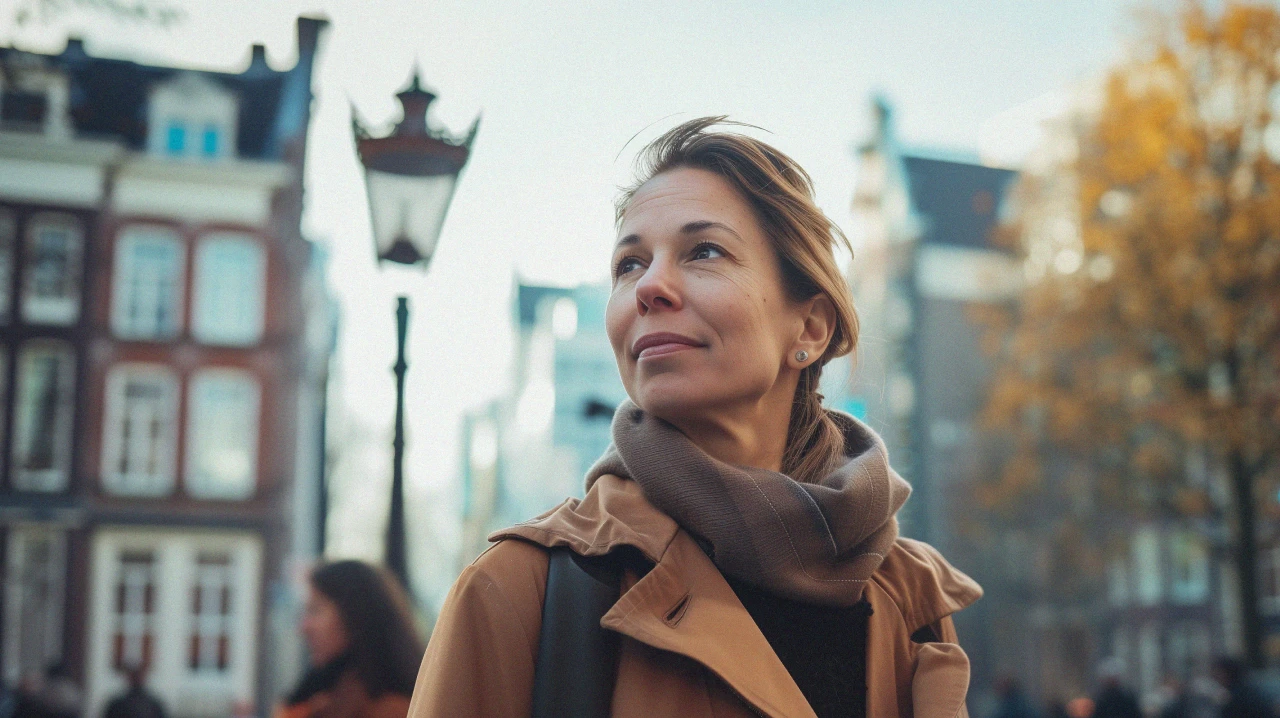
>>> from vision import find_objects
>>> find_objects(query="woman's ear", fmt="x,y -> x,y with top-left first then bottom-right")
789,294 -> 837,369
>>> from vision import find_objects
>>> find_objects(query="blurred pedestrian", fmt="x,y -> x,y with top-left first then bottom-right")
1212,657 -> 1276,718
1093,659 -> 1141,718
410,117 -> 982,717
102,666 -> 165,718
277,561 -> 423,718
13,664 -> 80,718
1157,674 -> 1216,718
992,675 -> 1041,718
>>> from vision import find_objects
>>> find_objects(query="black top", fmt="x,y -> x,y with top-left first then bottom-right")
727,577 -> 871,718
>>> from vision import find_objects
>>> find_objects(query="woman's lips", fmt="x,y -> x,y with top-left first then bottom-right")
638,342 -> 698,359
632,332 -> 703,359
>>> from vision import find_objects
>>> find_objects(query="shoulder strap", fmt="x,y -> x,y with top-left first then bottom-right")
531,547 -> 623,718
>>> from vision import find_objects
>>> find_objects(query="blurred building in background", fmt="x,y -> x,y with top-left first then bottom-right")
456,281 -> 625,573
0,16 -> 333,717
848,97 -> 1243,709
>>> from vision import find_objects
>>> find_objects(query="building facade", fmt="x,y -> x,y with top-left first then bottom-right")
456,282 -> 626,576
0,18 -> 331,717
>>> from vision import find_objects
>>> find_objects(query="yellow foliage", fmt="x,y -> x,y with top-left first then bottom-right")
974,0 -> 1280,520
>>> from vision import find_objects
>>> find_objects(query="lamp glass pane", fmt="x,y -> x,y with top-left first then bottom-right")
364,170 -> 457,262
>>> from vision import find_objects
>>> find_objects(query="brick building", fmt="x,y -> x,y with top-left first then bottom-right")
0,18 -> 332,716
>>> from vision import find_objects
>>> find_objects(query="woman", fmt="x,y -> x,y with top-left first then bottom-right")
280,561 -> 424,718
410,118 -> 982,717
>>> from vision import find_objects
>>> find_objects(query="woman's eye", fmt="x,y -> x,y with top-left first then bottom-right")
614,256 -> 643,277
691,243 -> 724,261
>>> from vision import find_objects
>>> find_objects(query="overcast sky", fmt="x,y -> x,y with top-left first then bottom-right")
2,0 -> 1179,598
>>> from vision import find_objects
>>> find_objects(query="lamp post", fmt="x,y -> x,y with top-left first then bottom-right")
353,70 -> 477,590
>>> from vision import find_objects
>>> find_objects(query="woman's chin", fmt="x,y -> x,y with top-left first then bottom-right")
634,385 -> 715,424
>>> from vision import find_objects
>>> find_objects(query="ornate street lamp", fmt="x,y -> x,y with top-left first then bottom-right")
353,70 -> 477,589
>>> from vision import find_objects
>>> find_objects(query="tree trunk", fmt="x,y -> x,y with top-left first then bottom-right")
1229,447 -> 1264,668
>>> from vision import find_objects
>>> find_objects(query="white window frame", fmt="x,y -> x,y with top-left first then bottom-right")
191,234 -> 266,346
87,530 -> 261,718
101,364 -> 179,497
1132,526 -> 1163,606
1169,531 -> 1210,605
2,525 -> 67,685
11,341 -> 74,492
185,369 -> 260,501
111,225 -> 186,340
189,552 -> 233,672
22,212 -> 82,326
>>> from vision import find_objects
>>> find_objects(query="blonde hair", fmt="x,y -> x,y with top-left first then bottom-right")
617,117 -> 859,483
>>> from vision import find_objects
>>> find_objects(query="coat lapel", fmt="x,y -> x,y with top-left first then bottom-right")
603,530 -> 817,718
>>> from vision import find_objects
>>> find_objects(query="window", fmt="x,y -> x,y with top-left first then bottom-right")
0,208 -> 14,322
166,122 -> 186,154
102,365 -> 178,497
0,90 -> 48,128
189,553 -> 232,672
147,74 -> 237,160
1169,532 -> 1210,604
2,527 -> 66,685
112,550 -> 156,671
1132,527 -> 1163,606
202,125 -> 219,157
22,213 -> 82,325
191,235 -> 265,346
111,226 -> 185,340
185,370 -> 259,500
12,342 -> 74,492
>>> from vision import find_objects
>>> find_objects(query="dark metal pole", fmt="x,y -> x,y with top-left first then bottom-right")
386,295 -> 410,589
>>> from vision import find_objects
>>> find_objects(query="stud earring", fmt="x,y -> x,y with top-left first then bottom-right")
795,350 -> 809,363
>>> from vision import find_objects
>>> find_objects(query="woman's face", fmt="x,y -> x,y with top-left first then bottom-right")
607,167 -> 816,426
301,585 -> 348,667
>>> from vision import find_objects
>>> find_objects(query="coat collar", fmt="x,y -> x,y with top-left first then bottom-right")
491,474 -> 981,718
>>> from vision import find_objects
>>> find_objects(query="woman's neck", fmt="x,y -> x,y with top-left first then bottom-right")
668,392 -> 794,472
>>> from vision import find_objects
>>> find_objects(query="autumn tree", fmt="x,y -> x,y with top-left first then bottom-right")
979,1 -> 1280,668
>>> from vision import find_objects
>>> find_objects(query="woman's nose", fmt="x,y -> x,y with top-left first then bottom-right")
634,260 -> 682,315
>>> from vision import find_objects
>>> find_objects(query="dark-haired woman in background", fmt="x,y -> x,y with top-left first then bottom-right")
278,561 -> 424,718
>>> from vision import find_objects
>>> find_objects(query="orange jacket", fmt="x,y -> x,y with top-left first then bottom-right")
276,672 -> 411,718
409,475 -> 982,717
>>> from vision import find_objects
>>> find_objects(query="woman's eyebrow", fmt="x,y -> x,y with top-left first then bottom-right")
681,220 -> 742,240
615,221 -> 740,250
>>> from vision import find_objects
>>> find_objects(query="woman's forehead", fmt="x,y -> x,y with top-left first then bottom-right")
621,167 -> 756,233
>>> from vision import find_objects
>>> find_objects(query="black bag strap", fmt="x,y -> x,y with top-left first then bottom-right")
531,547 -> 623,718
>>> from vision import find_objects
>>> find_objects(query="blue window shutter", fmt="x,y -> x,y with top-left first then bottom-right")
202,126 -> 219,157
166,122 -> 186,153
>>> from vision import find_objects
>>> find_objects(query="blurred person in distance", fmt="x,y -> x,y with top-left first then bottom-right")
1212,657 -> 1276,718
277,561 -> 423,718
991,675 -> 1041,718
1156,674 -> 1217,718
1065,696 -> 1095,718
102,665 -> 165,718
1092,658 -> 1141,718
409,118 -> 982,716
13,663 -> 80,718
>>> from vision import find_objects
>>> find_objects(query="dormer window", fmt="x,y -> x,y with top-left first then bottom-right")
0,56 -> 71,137
147,73 -> 237,160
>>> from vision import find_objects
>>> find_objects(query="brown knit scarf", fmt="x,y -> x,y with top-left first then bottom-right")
586,400 -> 912,607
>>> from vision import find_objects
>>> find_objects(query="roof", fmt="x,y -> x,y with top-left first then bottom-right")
901,155 -> 1015,251
0,16 -> 326,160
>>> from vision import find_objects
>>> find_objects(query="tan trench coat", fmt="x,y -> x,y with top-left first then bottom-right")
408,475 -> 982,718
